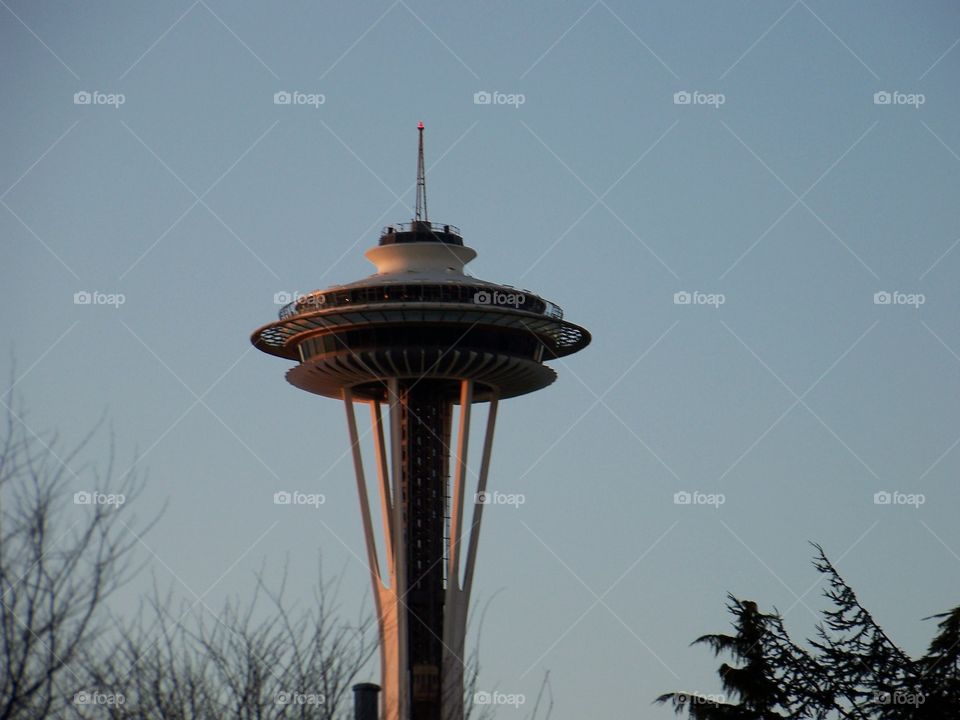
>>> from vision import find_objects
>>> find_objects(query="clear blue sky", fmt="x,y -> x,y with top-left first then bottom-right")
3,1 -> 960,717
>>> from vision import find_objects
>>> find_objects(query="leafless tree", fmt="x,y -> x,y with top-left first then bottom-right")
0,395 -> 148,719
73,562 -> 378,719
0,391 -> 506,719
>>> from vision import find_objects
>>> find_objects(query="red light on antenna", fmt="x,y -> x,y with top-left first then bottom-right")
418,121 -> 424,130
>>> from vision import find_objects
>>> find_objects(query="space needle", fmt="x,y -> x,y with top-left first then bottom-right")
251,124 -> 590,720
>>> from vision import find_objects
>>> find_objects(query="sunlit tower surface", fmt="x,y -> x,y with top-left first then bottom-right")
251,125 -> 590,720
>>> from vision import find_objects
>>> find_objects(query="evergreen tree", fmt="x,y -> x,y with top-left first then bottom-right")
916,605 -> 960,718
657,546 -> 960,720
656,595 -> 790,719
807,545 -> 919,719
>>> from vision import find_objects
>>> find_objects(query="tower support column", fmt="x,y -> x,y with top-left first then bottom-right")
343,382 -> 499,720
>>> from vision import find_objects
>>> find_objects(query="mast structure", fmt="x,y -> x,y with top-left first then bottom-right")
415,121 -> 428,223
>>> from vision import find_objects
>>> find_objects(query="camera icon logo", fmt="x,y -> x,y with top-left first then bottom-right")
673,91 -> 692,105
473,290 -> 492,304
473,91 -> 492,105
873,91 -> 892,105
274,291 -> 294,305
874,291 -> 891,305
74,290 -> 92,305
475,491 -> 489,505
74,91 -> 92,105
673,291 -> 692,305
274,491 -> 292,505
874,491 -> 892,505
274,91 -> 292,105
74,491 -> 92,505
474,692 -> 491,705
673,491 -> 692,505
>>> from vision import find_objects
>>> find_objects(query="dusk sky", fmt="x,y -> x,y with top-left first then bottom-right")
3,2 -> 960,717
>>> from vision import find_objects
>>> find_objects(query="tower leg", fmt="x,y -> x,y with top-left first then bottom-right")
443,391 -> 497,720
388,379 -> 409,720
344,388 -> 402,720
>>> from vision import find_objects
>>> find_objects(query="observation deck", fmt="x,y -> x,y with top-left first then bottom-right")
379,220 -> 463,246
251,228 -> 590,403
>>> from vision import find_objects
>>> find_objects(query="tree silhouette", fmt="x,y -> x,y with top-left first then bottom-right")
0,395 -> 149,718
915,606 -> 960,719
656,595 -> 790,718
808,545 -> 917,719
658,545 -> 960,719
0,392 -> 495,719
78,565 -> 377,719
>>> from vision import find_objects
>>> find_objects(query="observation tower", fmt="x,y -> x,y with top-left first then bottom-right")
251,124 -> 590,720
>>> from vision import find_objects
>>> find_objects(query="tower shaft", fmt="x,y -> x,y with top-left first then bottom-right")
341,380 -> 497,720
399,383 -> 449,719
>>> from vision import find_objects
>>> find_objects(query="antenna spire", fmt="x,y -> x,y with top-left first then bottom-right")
415,121 -> 428,222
